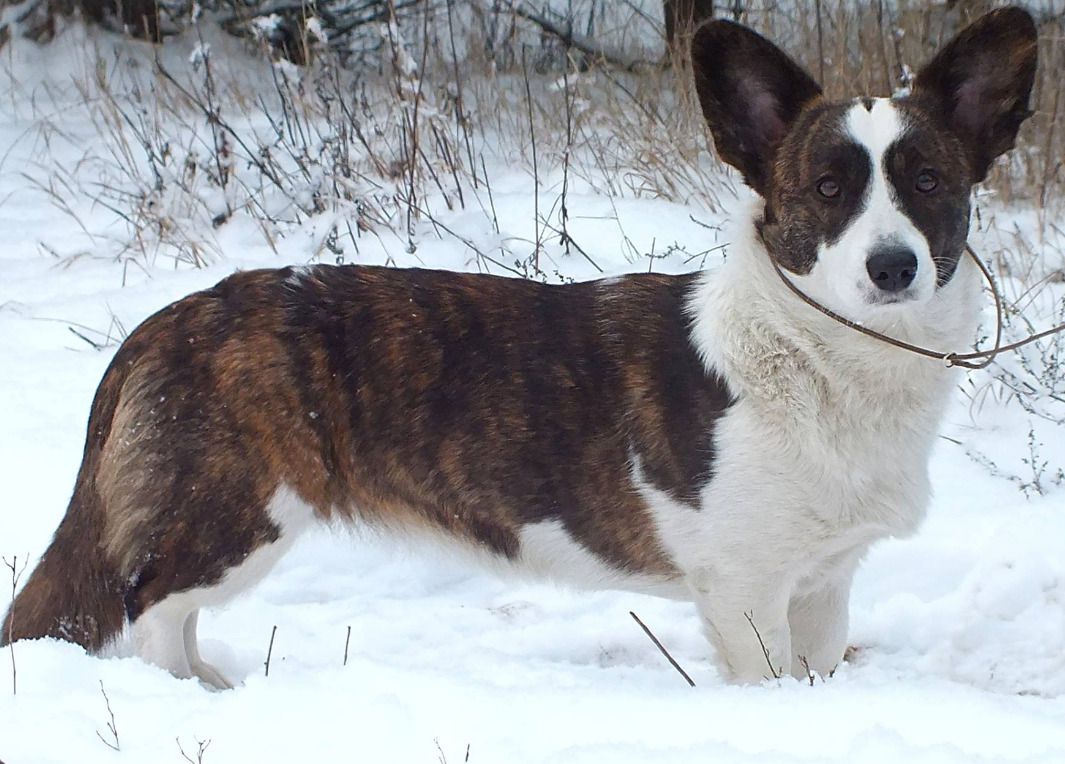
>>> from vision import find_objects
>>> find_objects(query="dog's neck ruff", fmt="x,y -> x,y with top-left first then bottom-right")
687,201 -> 983,409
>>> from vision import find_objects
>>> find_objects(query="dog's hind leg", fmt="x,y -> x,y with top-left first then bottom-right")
131,595 -> 195,681
131,599 -> 240,690
184,611 -> 233,690
126,486 -> 317,689
132,598 -> 233,689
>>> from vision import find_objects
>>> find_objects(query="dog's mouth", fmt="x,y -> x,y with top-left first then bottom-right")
858,281 -> 924,308
864,290 -> 918,307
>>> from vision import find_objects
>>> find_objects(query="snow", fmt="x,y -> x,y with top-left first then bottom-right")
2,22 -> 1065,764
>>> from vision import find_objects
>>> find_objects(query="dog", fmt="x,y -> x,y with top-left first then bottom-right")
1,8 -> 1037,688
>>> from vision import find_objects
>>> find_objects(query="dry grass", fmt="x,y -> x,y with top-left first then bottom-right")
9,3 -> 733,276
14,2 -> 1065,267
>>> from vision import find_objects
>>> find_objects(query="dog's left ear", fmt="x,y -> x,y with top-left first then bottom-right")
912,7 -> 1038,182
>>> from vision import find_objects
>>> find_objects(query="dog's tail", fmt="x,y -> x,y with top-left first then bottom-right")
1,356 -> 131,652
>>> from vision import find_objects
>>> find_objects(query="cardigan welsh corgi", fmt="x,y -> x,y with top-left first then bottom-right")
2,7 -> 1037,687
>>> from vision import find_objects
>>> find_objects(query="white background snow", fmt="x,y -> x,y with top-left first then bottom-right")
2,8 -> 1065,763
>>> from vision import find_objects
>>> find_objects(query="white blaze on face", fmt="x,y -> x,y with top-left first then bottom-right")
796,98 -> 936,317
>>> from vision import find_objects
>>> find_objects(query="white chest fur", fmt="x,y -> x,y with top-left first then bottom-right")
635,209 -> 983,682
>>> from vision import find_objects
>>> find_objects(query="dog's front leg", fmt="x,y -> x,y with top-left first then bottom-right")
787,568 -> 855,681
688,567 -> 793,684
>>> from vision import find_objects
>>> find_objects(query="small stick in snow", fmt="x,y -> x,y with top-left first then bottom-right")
343,625 -> 351,667
95,680 -> 120,751
743,611 -> 782,680
434,740 -> 471,764
264,625 -> 277,677
177,736 -> 212,764
797,654 -> 817,687
3,554 -> 27,696
629,611 -> 695,687
67,326 -> 103,350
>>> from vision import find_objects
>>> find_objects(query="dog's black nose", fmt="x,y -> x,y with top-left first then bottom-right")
866,246 -> 918,292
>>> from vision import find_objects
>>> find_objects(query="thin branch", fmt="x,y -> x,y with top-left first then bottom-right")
521,46 -> 541,273
328,0 -> 422,44
480,154 -> 499,235
410,200 -> 525,277
629,611 -> 695,687
512,4 -> 647,71
3,555 -> 28,696
559,59 -> 573,257
95,681 -> 120,751
797,654 -> 816,687
177,736 -> 212,764
537,219 -> 603,273
743,611 -> 782,680
264,625 -> 277,677
68,326 -> 104,350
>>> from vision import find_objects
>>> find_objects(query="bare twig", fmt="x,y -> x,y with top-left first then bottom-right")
688,214 -> 722,232
512,4 -> 647,71
536,218 -> 603,273
177,736 -> 212,764
629,611 -> 695,687
522,46 -> 542,273
3,555 -> 28,695
559,60 -> 573,257
343,625 -> 351,667
797,654 -> 816,687
434,739 -> 471,764
264,625 -> 277,677
68,326 -> 104,350
743,611 -> 782,680
325,0 -> 421,44
480,154 -> 499,235
411,200 -> 524,277
445,0 -> 476,191
95,681 -> 120,751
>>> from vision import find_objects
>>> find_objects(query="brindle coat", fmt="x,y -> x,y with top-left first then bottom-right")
3,266 -> 732,649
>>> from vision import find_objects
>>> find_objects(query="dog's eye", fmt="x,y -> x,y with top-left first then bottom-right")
816,177 -> 840,199
916,170 -> 938,193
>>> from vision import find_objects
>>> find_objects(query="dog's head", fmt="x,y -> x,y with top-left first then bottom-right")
692,8 -> 1037,319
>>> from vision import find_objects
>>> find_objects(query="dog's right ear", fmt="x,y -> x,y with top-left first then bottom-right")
691,21 -> 822,196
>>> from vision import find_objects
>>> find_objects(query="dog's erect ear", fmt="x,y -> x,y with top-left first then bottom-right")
913,7 -> 1038,182
690,20 -> 822,196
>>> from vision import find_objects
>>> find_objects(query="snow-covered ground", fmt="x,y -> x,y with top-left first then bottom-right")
2,21 -> 1065,764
